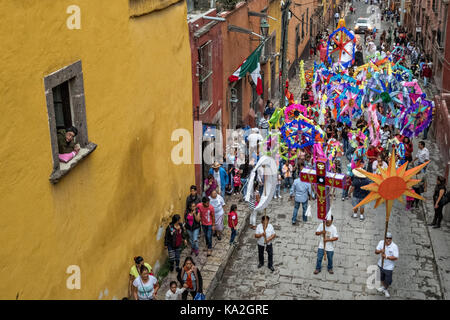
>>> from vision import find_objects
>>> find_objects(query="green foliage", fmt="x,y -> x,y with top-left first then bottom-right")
156,259 -> 170,284
156,243 -> 187,284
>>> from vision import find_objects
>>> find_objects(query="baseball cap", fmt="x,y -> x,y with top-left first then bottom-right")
386,232 -> 392,239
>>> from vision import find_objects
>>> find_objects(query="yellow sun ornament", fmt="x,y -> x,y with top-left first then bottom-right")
353,151 -> 430,267
353,151 -> 429,219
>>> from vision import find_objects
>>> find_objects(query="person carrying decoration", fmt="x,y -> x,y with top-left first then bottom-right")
375,232 -> 399,298
255,215 -> 276,272
314,214 -> 339,275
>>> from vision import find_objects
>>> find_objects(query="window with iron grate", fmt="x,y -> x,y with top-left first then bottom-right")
198,41 -> 213,113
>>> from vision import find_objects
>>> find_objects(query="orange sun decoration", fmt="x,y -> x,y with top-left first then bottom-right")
353,151 -> 430,220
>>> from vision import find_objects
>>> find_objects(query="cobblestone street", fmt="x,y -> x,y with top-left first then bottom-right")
210,2 -> 448,299
211,180 -> 443,300
135,6 -> 448,299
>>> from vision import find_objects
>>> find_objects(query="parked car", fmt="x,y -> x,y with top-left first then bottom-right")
354,18 -> 373,34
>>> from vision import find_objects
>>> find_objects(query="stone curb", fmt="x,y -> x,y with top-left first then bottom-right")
419,198 -> 446,300
205,200 -> 252,299
154,195 -> 252,300
415,129 -> 448,300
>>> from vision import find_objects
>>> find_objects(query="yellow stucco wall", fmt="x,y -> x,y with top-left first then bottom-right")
0,0 -> 194,299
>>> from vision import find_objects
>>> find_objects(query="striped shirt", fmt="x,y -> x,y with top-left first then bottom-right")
248,190 -> 259,210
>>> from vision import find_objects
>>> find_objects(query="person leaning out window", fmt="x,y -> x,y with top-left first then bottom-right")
57,126 -> 80,154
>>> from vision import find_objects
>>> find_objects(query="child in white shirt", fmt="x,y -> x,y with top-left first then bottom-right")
165,281 -> 186,300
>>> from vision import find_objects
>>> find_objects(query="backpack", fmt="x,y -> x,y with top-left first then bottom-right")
439,190 -> 450,207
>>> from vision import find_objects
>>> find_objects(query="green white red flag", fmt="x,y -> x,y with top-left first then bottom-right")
228,44 -> 263,95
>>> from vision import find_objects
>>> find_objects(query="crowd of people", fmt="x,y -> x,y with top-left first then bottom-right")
124,2 -> 448,300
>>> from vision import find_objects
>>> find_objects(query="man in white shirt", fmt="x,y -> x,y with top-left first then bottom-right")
255,216 -> 276,272
248,128 -> 263,150
375,232 -> 399,298
314,215 -> 339,274
248,128 -> 263,162
413,141 -> 429,173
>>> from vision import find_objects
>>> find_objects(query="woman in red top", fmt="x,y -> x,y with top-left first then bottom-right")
366,145 -> 380,173
403,137 -> 413,164
164,215 -> 187,272
423,63 -> 432,87
228,204 -> 238,245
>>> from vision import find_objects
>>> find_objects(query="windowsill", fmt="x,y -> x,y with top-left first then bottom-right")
49,142 -> 97,184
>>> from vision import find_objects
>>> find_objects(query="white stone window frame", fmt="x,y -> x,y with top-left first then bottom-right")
44,60 -> 97,184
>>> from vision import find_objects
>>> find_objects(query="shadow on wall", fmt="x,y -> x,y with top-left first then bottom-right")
70,128 -> 174,297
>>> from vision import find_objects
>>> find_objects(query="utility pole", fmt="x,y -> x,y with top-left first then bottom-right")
279,0 -> 291,109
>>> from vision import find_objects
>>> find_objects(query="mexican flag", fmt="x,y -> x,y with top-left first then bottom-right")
228,44 -> 263,95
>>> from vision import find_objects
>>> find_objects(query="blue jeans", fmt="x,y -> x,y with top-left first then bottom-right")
259,185 -> 264,197
230,228 -> 237,244
345,146 -> 354,162
342,187 -> 349,199
284,177 -> 293,192
187,228 -> 200,251
202,225 -> 212,249
343,139 -> 349,154
293,200 -> 308,223
315,249 -> 334,271
423,123 -> 430,139
241,178 -> 248,196
274,184 -> 281,198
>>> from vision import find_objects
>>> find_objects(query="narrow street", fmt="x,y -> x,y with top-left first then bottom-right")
212,131 -> 443,299
212,2 -> 447,300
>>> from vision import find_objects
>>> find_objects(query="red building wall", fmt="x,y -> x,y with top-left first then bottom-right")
220,0 -> 268,134
188,10 -> 224,190
443,5 -> 450,93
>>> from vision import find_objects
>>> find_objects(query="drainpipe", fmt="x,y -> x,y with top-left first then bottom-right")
400,0 -> 405,27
